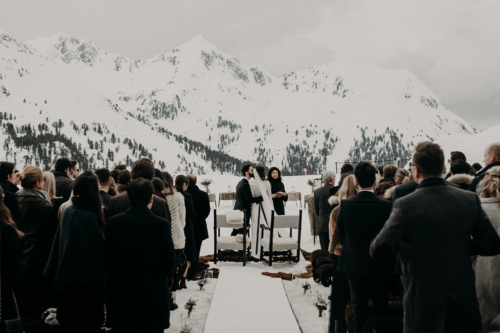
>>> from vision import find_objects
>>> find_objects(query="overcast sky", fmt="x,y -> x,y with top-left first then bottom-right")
1,0 -> 499,130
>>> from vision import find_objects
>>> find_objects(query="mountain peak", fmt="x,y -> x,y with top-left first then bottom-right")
177,34 -> 218,53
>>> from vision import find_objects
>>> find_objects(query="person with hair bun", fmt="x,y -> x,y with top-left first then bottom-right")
474,166 -> 500,332
44,172 -> 107,332
116,170 -> 131,194
267,166 -> 288,215
15,166 -> 58,317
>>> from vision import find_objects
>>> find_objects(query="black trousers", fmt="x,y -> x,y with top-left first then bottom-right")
319,232 -> 330,251
187,239 -> 203,279
231,212 -> 251,236
347,274 -> 391,333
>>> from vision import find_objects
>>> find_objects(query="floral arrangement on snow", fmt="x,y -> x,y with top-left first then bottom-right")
307,179 -> 316,193
180,323 -> 194,333
184,297 -> 198,318
314,294 -> 329,317
201,178 -> 213,193
197,278 -> 208,291
302,281 -> 311,294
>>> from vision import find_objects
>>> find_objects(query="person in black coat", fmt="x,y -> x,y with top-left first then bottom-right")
95,168 -> 112,207
0,186 -> 24,322
469,143 -> 500,192
371,142 -> 500,333
16,166 -> 58,318
176,175 -> 196,288
314,170 -> 336,250
53,158 -> 74,204
267,167 -> 288,215
106,178 -> 176,333
186,174 -> 210,280
337,162 -> 395,333
106,159 -> 171,222
44,172 -> 107,332
379,165 -> 397,185
231,164 -> 263,236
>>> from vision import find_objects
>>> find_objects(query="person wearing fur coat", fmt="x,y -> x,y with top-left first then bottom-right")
448,160 -> 475,190
474,166 -> 500,332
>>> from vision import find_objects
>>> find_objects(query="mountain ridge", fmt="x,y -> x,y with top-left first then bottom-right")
1,30 -> 477,175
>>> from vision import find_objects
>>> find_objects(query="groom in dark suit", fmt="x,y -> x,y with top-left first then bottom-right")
231,164 -> 263,236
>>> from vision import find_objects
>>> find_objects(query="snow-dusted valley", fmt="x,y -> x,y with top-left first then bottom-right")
0,30 -> 476,174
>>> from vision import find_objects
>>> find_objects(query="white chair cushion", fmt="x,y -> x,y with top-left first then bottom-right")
217,236 -> 251,250
260,236 -> 298,251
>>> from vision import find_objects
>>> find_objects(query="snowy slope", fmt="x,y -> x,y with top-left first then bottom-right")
435,124 -> 500,166
1,30 -> 477,173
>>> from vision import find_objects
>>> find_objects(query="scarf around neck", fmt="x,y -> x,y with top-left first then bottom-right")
16,188 -> 48,200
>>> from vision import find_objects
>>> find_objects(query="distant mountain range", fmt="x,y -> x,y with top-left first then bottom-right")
0,30 -> 476,174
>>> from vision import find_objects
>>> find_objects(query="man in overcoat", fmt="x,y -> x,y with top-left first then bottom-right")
231,164 -> 263,236
314,170 -> 336,250
186,174 -> 211,280
371,141 -> 500,333
105,178 -> 176,332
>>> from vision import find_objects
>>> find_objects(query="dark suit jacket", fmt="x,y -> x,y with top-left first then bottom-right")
233,178 -> 262,218
337,191 -> 395,275
106,192 -> 171,222
469,161 -> 500,193
0,180 -> 19,194
100,190 -> 112,207
186,184 -> 210,242
314,183 -> 334,234
180,191 -> 196,261
54,171 -> 74,202
105,206 -> 176,331
370,178 -> 500,333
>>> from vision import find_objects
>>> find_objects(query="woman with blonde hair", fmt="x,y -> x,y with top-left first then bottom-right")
15,166 -> 58,317
42,171 -> 64,210
394,168 -> 411,185
328,174 -> 358,332
474,166 -> 500,332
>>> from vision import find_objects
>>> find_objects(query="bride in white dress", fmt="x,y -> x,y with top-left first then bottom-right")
249,165 -> 275,257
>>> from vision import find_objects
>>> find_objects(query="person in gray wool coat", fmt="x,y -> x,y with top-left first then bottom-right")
314,170 -> 336,250
474,166 -> 500,332
370,142 -> 500,333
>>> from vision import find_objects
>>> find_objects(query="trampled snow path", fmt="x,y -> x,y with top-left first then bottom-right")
204,266 -> 302,333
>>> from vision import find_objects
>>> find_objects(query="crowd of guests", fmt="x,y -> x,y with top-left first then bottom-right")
312,142 -> 500,332
2,140 -> 500,332
0,157 -> 211,332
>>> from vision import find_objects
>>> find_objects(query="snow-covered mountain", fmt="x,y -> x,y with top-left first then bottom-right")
435,124 -> 499,167
1,30 -> 476,174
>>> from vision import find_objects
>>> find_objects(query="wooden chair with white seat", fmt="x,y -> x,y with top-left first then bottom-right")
213,209 -> 250,266
259,210 -> 303,267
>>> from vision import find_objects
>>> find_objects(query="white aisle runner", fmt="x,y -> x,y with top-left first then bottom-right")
204,265 -> 302,333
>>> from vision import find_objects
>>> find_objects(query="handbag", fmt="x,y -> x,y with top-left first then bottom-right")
0,227 -> 23,333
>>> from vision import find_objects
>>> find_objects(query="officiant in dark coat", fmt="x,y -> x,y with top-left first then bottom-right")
267,167 -> 288,215
370,142 -> 500,333
105,178 -> 176,332
231,164 -> 263,236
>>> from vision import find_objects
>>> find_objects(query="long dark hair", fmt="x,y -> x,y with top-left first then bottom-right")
162,171 -> 175,195
255,166 -> 266,180
73,172 -> 105,229
175,175 -> 189,193
0,186 -> 23,238
267,167 -> 282,183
